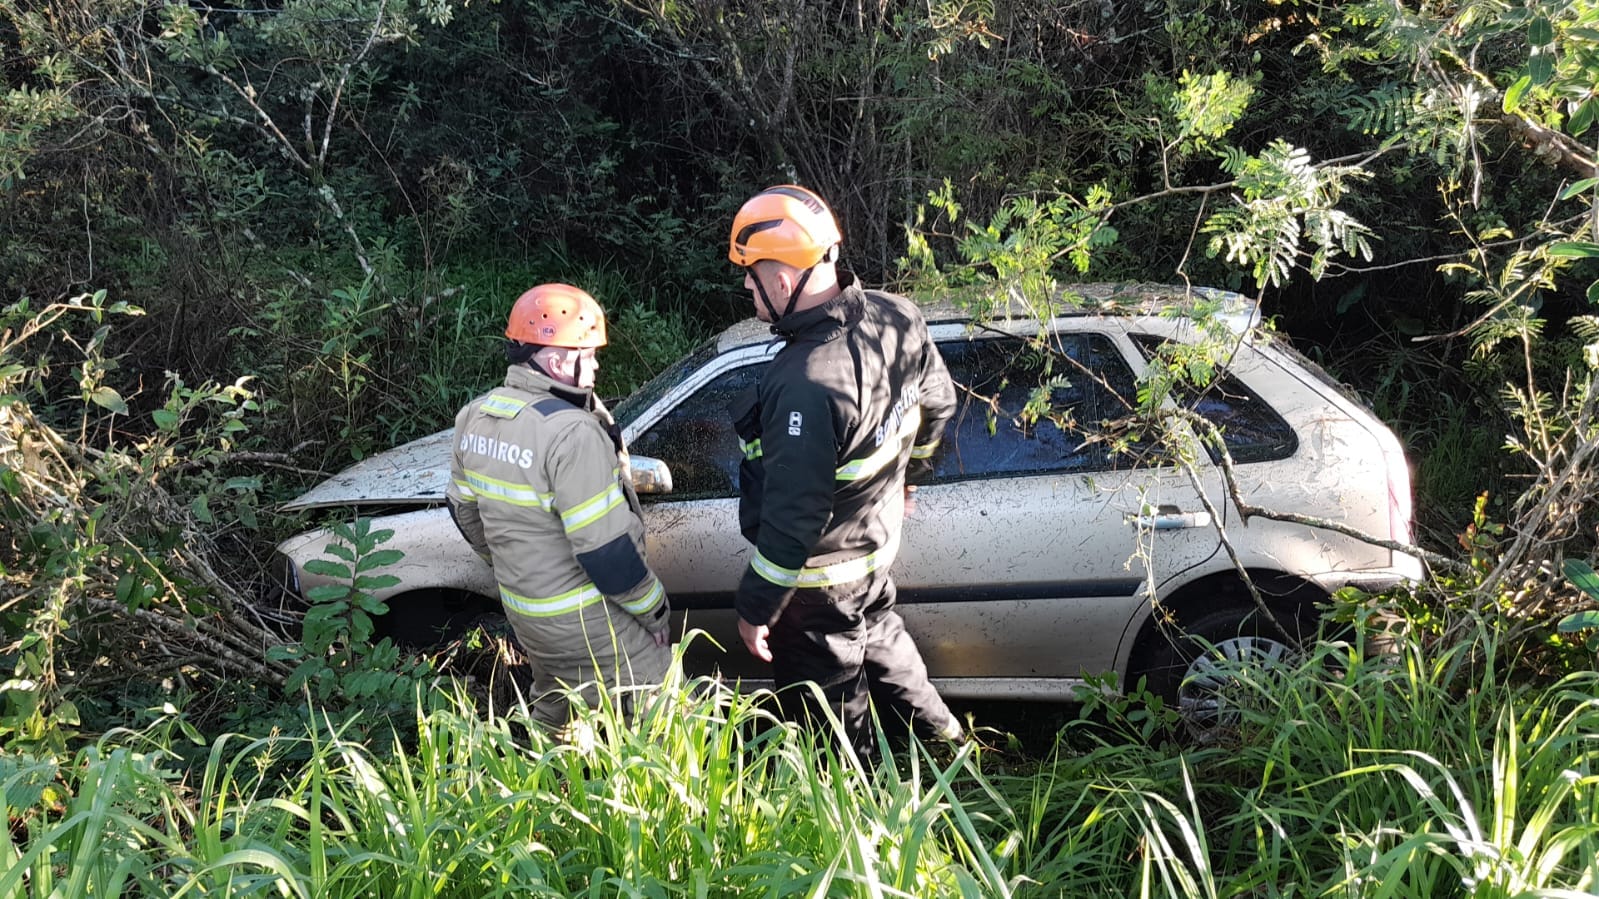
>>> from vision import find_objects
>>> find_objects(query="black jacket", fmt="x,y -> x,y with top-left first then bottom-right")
730,274 -> 955,626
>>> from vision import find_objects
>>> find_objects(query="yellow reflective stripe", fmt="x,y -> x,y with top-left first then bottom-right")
795,534 -> 900,588
500,582 -> 604,617
451,477 -> 476,499
751,550 -> 801,588
618,577 -> 664,616
909,439 -> 940,460
561,473 -> 625,532
481,395 -> 529,418
739,437 -> 762,460
464,470 -> 552,509
837,407 -> 922,481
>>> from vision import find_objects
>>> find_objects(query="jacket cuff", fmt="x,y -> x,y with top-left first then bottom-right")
736,566 -> 793,627
645,597 -> 671,633
617,575 -> 668,628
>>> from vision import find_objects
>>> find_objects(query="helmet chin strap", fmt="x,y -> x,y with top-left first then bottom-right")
753,266 -> 816,324
784,268 -> 815,319
752,276 -> 781,324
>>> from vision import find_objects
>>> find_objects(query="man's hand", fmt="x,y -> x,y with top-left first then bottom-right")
648,599 -> 672,646
738,617 -> 773,662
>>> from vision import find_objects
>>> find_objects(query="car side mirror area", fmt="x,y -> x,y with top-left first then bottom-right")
630,454 -> 675,494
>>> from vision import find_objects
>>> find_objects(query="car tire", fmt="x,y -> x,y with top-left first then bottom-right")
373,589 -> 500,648
1132,600 -> 1320,739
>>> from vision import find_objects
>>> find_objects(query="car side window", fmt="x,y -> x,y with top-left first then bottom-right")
931,333 -> 1143,481
1129,334 -> 1298,463
630,362 -> 766,500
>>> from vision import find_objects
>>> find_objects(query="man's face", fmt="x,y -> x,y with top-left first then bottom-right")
571,347 -> 599,389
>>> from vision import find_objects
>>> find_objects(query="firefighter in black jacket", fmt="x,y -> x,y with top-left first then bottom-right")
726,185 -> 964,753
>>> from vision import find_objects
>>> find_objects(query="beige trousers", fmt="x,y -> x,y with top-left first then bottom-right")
503,598 -> 672,730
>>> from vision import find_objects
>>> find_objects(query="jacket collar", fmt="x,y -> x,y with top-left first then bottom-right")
771,271 -> 865,341
502,363 -> 594,411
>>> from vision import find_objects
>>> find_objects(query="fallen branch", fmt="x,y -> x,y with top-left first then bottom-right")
79,597 -> 292,685
1498,114 -> 1599,181
1176,450 -> 1295,642
168,440 -> 324,477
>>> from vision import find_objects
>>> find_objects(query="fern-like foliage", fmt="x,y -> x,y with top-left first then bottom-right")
1201,140 -> 1376,289
1343,81 -> 1420,135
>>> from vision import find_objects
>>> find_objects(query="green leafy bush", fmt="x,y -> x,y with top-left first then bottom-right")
1,291 -> 291,755
268,518 -> 425,708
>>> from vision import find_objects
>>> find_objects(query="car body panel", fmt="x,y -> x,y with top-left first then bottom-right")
890,467 -> 1224,680
275,284 -> 1421,701
277,507 -> 498,599
647,467 -> 1226,692
284,430 -> 457,511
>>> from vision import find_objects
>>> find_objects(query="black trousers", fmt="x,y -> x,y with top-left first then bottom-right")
767,570 -> 959,753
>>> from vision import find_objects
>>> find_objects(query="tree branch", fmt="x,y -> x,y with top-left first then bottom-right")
1498,114 -> 1599,180
1176,451 -> 1295,642
1171,408 -> 1470,577
319,0 -> 389,171
80,597 -> 291,685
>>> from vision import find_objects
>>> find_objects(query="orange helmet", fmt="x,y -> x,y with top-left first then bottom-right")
728,185 -> 842,270
505,283 -> 607,348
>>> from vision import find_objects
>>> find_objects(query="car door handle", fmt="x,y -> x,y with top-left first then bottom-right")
1126,504 -> 1213,530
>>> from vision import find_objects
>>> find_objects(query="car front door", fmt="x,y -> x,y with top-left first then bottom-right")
625,346 -> 773,681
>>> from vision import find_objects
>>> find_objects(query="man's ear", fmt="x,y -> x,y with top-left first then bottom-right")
774,266 -> 798,295
533,345 -> 571,380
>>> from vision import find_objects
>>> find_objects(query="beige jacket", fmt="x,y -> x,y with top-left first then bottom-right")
447,365 -> 668,667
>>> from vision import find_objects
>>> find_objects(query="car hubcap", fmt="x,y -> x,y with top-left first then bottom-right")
1178,635 -> 1295,733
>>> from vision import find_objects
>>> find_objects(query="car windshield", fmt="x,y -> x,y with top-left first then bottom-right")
612,337 -> 722,428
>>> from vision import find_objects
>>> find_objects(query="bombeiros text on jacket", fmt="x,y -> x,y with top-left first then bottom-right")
459,431 -> 536,469
875,385 -> 921,448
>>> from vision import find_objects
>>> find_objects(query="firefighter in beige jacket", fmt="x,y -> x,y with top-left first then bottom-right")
447,283 -> 670,730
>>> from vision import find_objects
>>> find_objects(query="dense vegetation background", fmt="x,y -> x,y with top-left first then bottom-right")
3,0 -> 1598,893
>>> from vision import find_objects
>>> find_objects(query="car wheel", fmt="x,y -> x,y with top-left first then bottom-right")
1133,603 -> 1318,739
373,589 -> 500,648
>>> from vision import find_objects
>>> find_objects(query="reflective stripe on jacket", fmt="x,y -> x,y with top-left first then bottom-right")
447,365 -> 668,660
731,275 -> 955,626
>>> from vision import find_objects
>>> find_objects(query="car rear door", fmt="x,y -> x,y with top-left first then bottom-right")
892,321 -> 1227,699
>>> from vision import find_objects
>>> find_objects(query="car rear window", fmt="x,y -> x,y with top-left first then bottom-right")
1129,334 -> 1298,464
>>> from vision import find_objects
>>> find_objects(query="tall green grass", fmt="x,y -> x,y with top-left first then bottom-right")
7,620 -> 1599,896
974,617 -> 1599,896
3,661 -> 1014,897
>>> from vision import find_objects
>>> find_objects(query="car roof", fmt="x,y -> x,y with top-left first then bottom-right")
717,281 -> 1259,352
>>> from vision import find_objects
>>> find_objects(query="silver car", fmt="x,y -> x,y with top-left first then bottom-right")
273,283 -> 1421,706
